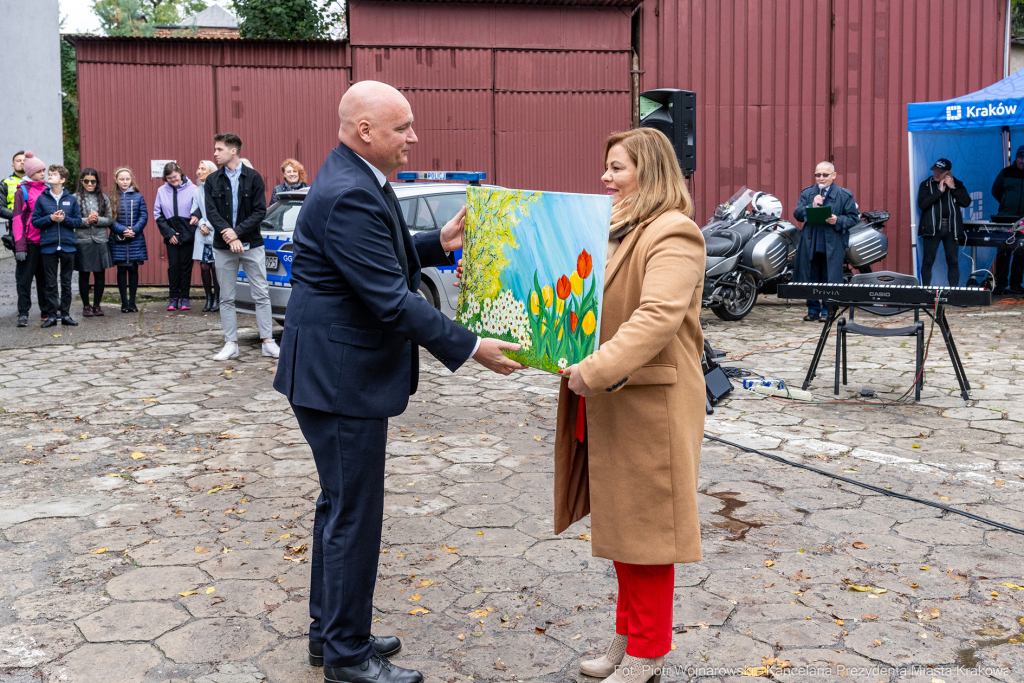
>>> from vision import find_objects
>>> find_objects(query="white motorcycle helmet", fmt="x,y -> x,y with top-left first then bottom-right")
751,192 -> 783,218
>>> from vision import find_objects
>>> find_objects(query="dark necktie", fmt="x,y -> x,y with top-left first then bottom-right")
382,181 -> 411,287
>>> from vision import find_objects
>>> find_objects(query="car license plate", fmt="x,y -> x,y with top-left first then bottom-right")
266,254 -> 279,271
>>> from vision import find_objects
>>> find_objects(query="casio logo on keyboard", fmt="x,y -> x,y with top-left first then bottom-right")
868,291 -> 890,297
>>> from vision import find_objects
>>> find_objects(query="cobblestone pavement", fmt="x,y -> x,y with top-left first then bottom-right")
1,301 -> 1023,683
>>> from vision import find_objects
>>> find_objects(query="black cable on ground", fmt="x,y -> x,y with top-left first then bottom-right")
703,433 -> 1024,537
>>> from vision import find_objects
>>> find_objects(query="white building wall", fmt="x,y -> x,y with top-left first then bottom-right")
0,0 -> 64,171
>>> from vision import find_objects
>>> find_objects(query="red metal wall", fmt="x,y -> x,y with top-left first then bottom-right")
830,0 -> 1007,273
350,2 -> 633,194
639,0 -> 1007,273
74,38 -> 349,286
349,1 -> 631,50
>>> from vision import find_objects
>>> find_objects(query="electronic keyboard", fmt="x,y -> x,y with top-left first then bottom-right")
777,283 -> 991,307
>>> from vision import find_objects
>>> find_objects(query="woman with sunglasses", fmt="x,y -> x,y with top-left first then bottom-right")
74,168 -> 114,316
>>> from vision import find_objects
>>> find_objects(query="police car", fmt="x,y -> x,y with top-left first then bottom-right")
234,172 -> 491,321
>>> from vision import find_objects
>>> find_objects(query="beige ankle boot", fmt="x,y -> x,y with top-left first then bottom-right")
602,654 -> 664,683
579,633 -> 627,678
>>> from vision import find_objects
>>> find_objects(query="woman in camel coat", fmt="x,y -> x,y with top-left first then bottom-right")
557,127 -> 706,683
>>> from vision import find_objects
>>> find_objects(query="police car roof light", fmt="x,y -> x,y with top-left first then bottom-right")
396,171 -> 487,186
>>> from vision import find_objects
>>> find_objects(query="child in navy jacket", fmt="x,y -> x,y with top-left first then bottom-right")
31,165 -> 82,327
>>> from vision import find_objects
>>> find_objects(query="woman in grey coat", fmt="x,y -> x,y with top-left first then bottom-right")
190,160 -> 220,312
74,168 -> 114,317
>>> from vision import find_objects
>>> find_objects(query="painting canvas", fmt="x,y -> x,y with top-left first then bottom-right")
457,186 -> 613,374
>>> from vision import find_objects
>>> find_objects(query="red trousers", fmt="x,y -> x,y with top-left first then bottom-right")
614,561 -> 674,658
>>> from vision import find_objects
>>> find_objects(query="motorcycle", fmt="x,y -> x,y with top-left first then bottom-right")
701,188 -> 890,321
701,187 -> 799,321
843,209 -> 889,281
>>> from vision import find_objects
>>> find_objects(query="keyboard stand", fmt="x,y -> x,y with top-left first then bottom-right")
801,300 -> 972,402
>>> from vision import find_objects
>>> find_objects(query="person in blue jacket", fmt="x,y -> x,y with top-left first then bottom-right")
31,164 -> 82,328
109,167 -> 149,313
792,161 -> 860,321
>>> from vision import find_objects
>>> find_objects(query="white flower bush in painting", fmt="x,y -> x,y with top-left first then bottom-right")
460,290 -> 532,350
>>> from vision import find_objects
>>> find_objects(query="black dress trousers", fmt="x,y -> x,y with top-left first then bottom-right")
42,250 -> 75,317
166,242 -> 194,299
292,403 -> 388,669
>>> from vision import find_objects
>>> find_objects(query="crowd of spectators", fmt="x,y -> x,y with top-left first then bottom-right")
1,133 -> 287,360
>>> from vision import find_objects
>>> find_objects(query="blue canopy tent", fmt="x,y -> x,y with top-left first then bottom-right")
907,70 -> 1024,286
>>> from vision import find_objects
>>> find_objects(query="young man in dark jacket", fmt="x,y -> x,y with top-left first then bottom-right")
204,133 -> 277,360
31,165 -> 82,327
918,158 -> 971,287
991,146 -> 1024,294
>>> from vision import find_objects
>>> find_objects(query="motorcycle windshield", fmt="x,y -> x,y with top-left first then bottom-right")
714,187 -> 756,221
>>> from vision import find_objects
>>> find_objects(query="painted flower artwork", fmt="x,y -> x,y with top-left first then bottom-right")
458,186 -> 613,374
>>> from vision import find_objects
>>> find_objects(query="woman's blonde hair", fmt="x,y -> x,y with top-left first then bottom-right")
604,128 -> 693,237
199,160 -> 217,176
280,158 -> 307,183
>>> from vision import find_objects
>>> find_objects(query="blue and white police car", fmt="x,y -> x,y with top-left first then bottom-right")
234,171 -> 491,321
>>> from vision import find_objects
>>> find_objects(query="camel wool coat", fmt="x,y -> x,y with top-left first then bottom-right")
554,209 -> 706,565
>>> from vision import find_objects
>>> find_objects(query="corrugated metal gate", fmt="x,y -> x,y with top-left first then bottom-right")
73,0 -> 1009,282
639,0 -> 1007,273
348,0 -> 634,194
73,38 -> 351,287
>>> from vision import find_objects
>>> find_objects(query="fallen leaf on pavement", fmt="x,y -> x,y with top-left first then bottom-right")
417,579 -> 434,588
130,452 -> 147,459
861,614 -> 878,621
409,594 -> 422,601
409,608 -> 430,615
764,560 -> 775,567
90,548 -> 109,554
206,587 -> 216,594
441,545 -> 458,554
458,633 -> 466,640
852,542 -> 869,549
179,591 -> 198,596
195,546 -> 210,553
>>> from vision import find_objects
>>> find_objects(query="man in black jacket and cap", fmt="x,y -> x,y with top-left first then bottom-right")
918,158 -> 971,287
991,146 -> 1024,295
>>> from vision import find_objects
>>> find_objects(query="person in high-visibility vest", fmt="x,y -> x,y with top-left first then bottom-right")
1,151 -> 27,231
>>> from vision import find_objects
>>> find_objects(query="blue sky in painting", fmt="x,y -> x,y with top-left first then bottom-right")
497,190 -> 612,341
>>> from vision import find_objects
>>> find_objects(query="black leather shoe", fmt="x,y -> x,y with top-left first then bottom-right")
41,317 -> 58,328
310,636 -> 402,667
802,313 -> 820,322
323,654 -> 422,683
61,315 -> 79,326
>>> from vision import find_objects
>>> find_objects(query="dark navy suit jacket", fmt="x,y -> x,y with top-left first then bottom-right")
274,142 -> 478,418
793,183 -> 859,284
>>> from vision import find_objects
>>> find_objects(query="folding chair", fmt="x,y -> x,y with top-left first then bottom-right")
835,271 -> 925,401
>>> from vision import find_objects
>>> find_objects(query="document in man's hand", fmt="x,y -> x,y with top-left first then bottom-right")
804,206 -> 833,224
